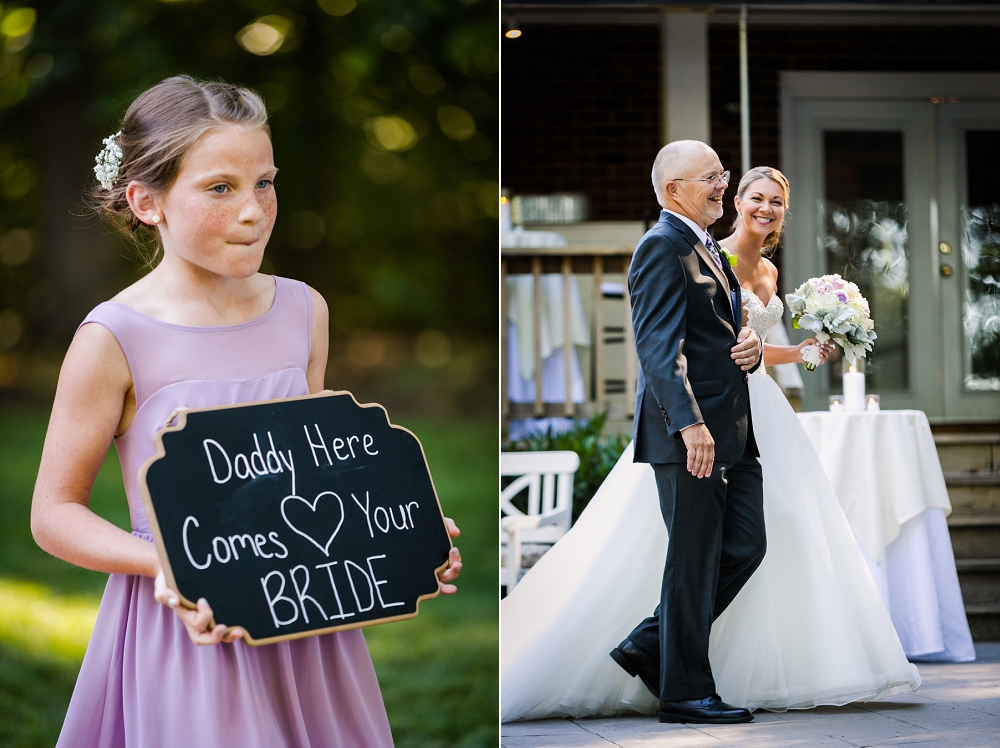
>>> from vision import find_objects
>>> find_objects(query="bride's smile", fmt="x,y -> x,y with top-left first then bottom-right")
735,178 -> 786,240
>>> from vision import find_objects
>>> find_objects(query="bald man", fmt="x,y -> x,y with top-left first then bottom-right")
609,141 -> 765,724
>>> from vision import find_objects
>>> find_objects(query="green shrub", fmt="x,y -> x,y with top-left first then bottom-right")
503,414 -> 631,521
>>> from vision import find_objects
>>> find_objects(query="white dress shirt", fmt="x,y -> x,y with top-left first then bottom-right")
665,209 -> 711,247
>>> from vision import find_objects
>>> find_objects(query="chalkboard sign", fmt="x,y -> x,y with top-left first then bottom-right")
138,391 -> 452,645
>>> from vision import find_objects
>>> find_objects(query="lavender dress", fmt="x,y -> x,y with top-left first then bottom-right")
57,277 -> 394,748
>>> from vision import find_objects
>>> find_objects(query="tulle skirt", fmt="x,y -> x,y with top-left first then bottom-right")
501,371 -> 920,721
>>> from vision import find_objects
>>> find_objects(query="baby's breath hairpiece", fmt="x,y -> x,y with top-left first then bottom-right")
94,130 -> 123,190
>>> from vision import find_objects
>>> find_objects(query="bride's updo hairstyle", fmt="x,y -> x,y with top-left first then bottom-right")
93,75 -> 268,248
733,166 -> 790,257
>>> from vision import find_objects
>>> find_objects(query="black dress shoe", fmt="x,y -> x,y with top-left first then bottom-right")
658,694 -> 752,724
608,638 -> 659,698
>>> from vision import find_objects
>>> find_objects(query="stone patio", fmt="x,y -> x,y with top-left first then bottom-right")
501,643 -> 1000,748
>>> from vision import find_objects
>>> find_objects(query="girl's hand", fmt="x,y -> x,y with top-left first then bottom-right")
154,570 -> 244,645
798,337 -> 835,366
438,517 -> 463,594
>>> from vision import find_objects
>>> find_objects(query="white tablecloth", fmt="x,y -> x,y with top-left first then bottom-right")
505,275 -> 591,441
506,274 -> 591,385
797,410 -> 976,662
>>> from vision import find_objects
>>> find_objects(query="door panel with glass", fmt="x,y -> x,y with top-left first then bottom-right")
822,130 -> 911,395
785,101 -> 937,414
938,103 -> 1000,417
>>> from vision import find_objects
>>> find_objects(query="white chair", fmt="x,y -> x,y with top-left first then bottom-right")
500,450 -> 580,592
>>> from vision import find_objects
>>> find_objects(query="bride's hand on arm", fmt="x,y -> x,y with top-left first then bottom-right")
731,329 -> 761,371
30,324 -> 161,579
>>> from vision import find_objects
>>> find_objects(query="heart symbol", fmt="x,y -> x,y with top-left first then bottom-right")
280,491 -> 345,557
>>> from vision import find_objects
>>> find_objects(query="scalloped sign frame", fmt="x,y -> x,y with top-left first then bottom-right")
138,391 -> 452,646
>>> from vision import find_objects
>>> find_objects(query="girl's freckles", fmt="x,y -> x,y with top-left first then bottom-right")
153,126 -> 277,279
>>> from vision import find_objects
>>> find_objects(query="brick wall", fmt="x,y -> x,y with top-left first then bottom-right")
503,23 -> 1000,231
501,25 -> 663,222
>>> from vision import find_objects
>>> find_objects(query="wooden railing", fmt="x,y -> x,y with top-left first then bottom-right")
501,245 -> 639,422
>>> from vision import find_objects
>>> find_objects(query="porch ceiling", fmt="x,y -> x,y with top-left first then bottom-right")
501,1 -> 1000,27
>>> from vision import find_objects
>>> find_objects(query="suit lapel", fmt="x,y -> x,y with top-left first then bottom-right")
693,239 -> 739,329
693,240 -> 732,300
660,213 -> 737,329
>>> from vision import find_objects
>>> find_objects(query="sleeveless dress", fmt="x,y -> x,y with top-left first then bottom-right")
57,277 -> 394,748
500,290 -> 921,721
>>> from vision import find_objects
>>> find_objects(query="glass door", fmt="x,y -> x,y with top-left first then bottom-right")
821,131 -> 911,395
937,103 -> 1000,418
785,101 -> 938,414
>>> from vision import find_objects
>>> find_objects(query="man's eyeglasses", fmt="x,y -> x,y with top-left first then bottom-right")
669,170 -> 731,186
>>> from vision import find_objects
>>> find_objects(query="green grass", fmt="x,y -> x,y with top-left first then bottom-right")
0,404 -> 498,747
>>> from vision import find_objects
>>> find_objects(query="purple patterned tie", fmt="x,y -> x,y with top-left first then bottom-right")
704,235 -> 724,270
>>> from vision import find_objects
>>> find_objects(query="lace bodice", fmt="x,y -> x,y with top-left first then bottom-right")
742,287 -> 784,338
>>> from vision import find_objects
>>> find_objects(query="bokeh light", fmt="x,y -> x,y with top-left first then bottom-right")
236,15 -> 292,56
438,105 -> 477,141
365,115 -> 419,152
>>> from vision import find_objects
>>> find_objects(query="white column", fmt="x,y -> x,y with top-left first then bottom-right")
660,10 -> 710,145
739,4 -> 751,174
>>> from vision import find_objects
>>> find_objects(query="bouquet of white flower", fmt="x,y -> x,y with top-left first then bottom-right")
785,274 -> 877,371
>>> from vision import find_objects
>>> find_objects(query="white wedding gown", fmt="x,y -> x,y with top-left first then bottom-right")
500,291 -> 921,722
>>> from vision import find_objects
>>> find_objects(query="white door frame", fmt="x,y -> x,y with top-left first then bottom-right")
780,72 -> 1000,420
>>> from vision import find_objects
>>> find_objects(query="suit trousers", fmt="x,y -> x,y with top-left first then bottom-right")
626,442 -> 766,704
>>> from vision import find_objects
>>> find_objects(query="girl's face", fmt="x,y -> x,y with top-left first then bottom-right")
734,177 -> 786,243
157,125 -> 277,279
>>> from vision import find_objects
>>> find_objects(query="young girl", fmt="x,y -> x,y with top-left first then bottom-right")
30,75 -> 461,747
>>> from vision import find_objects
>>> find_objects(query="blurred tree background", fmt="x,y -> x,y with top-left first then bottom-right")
0,0 -> 497,415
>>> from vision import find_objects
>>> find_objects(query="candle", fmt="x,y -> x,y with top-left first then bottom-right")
843,365 -> 866,411
866,394 -> 881,412
828,395 -> 845,412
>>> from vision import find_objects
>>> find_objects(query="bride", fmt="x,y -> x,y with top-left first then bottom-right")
500,166 -> 921,722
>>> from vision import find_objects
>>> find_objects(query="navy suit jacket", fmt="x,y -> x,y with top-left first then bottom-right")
629,211 -> 759,465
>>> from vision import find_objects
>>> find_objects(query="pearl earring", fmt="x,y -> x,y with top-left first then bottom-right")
152,214 -> 161,224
